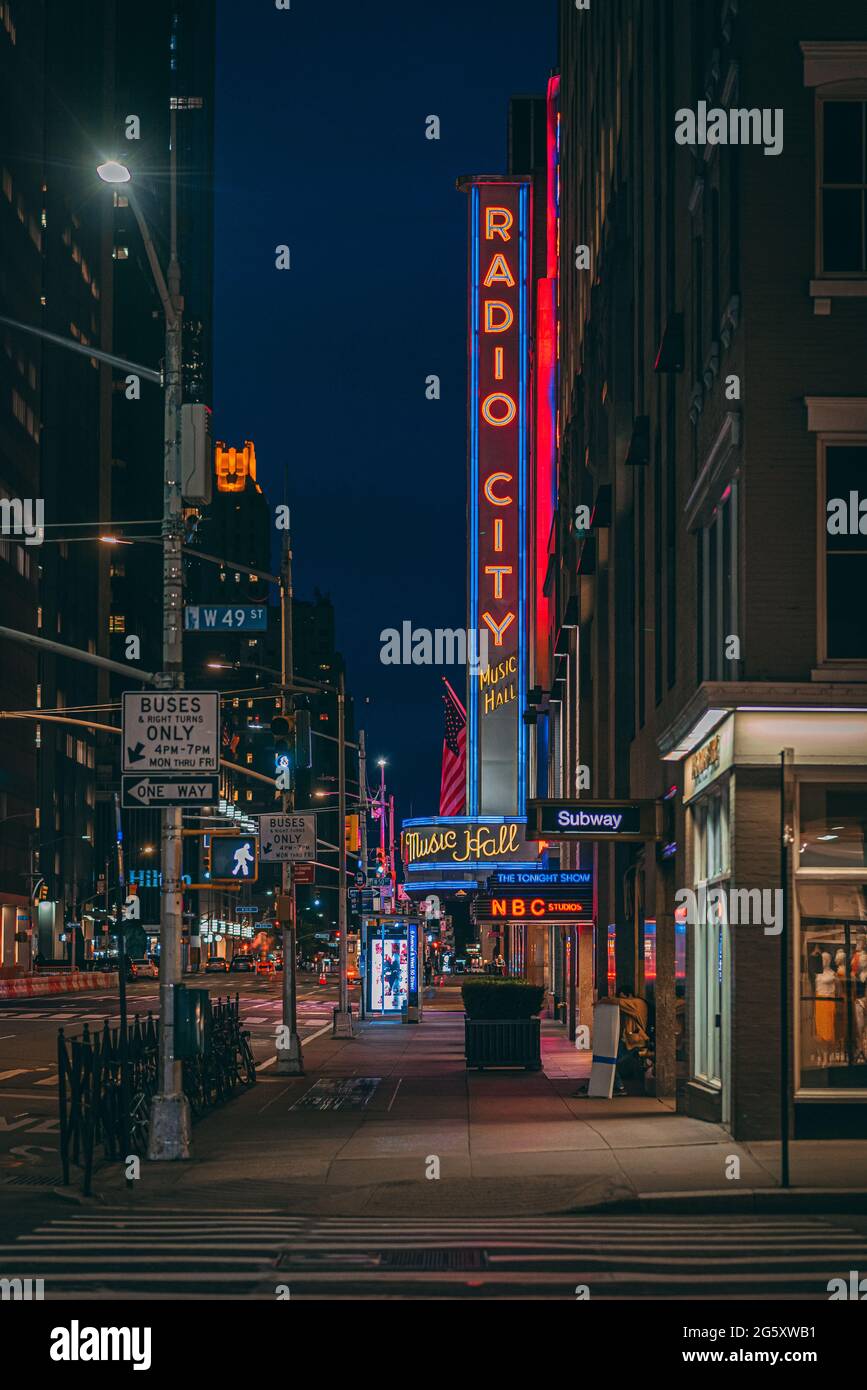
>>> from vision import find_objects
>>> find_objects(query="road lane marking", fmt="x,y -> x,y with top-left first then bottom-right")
0,1069 -> 28,1081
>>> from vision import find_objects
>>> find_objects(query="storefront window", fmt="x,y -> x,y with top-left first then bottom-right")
799,783 -> 867,869
799,891 -> 867,1089
693,786 -> 730,1087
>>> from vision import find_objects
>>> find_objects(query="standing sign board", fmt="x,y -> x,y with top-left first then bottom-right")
589,1001 -> 620,1099
122,692 -> 219,773
258,814 -> 316,862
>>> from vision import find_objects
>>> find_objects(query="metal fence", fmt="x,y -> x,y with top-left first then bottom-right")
57,994 -> 256,1194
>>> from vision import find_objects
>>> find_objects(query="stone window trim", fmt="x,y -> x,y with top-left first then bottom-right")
802,44 -> 867,307
684,410 -> 742,532
806,404 -> 867,673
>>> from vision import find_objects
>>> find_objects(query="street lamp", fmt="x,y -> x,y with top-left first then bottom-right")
96,159 -> 131,184
98,137 -> 190,1161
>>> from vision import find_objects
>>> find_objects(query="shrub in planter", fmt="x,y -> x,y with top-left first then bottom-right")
461,978 -> 545,1021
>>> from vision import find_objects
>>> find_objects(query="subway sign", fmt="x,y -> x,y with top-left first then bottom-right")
528,799 -> 662,843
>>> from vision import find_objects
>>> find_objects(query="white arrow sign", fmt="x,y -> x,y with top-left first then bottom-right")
122,692 -> 219,772
259,813 -> 316,862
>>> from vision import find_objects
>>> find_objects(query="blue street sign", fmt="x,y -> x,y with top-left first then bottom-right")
184,605 -> 269,632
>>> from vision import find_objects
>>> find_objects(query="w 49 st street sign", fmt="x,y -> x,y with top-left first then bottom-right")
122,775 -> 219,809
184,605 -> 268,632
122,692 -> 219,773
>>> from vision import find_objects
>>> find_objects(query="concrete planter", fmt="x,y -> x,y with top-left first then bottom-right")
464,1017 -> 542,1070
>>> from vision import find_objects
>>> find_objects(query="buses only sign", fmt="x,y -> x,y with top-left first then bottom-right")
258,813 -> 316,862
122,692 -> 220,773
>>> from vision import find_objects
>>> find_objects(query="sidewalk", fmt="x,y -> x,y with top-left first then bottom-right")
89,1002 -> 867,1215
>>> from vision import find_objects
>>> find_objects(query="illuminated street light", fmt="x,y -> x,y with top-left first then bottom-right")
96,159 -> 132,184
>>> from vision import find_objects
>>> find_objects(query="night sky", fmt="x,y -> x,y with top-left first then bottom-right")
213,0 -> 556,820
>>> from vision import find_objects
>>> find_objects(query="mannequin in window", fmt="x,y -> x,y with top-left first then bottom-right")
856,955 -> 867,1064
835,948 -> 849,1061
814,951 -> 837,1067
851,933 -> 867,987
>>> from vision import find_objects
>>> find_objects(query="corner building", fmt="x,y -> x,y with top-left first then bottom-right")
551,0 -> 867,1138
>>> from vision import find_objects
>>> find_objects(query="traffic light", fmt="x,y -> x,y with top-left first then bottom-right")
271,713 -> 293,790
344,814 -> 360,852
294,708 -> 311,769
374,847 -> 387,878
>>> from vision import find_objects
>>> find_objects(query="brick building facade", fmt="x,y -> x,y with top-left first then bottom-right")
547,0 -> 867,1138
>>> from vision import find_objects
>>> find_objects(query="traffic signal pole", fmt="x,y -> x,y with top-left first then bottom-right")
276,524 -> 303,1074
147,114 -> 191,1160
332,668 -> 353,1037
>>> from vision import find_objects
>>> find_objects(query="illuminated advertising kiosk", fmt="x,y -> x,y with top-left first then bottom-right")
361,915 -> 422,1022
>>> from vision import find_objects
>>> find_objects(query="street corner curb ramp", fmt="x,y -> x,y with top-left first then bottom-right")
0,971 -> 117,1000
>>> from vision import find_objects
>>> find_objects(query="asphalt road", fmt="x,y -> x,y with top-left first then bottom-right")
0,971 -> 355,1180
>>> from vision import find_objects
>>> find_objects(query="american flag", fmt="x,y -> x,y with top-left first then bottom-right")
439,679 -> 466,817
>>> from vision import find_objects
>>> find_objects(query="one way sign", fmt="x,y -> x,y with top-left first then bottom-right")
258,813 -> 316,862
122,775 -> 220,808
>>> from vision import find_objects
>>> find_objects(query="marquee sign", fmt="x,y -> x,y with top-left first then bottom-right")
527,799 -> 662,843
401,817 -> 540,869
461,176 -> 531,817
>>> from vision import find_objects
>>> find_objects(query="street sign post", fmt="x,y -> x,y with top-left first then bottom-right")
122,691 -> 219,773
122,774 -> 219,809
258,813 -> 316,862
184,605 -> 268,632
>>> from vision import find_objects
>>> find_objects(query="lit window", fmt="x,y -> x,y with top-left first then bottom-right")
113,246 -> 129,261
109,614 -> 126,634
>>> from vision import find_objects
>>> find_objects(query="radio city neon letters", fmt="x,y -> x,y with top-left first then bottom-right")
466,177 -> 529,815
480,207 -> 518,645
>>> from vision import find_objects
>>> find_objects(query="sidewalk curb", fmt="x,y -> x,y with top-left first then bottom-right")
567,1187 -> 867,1215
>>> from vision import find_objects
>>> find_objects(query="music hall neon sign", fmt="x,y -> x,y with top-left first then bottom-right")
462,177 -> 530,818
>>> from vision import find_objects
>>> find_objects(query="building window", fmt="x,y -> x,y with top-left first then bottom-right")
822,443 -> 867,660
109,614 -> 126,634
700,482 -> 738,680
798,782 -> 867,870
818,100 -> 867,274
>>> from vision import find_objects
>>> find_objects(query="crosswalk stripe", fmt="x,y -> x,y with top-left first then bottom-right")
7,1209 -> 863,1301
0,1068 -> 28,1080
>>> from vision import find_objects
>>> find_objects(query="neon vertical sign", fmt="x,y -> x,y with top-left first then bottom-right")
463,177 -> 530,817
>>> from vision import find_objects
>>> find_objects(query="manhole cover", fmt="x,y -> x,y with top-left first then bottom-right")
380,1248 -> 487,1272
277,1247 -> 487,1272
291,1077 -> 381,1111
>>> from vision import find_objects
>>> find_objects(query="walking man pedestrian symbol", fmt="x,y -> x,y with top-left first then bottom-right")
232,842 -> 255,877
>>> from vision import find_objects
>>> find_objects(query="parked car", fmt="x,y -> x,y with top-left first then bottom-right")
230,957 -> 255,973
128,957 -> 158,980
204,958 -> 229,973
